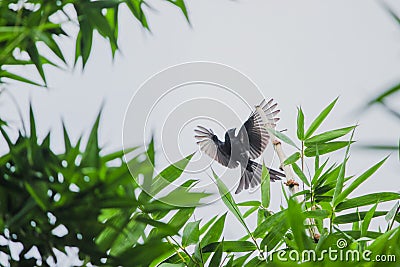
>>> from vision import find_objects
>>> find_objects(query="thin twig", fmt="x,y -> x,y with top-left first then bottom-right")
166,237 -> 187,263
168,236 -> 198,265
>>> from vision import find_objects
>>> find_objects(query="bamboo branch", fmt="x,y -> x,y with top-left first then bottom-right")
256,104 -> 321,242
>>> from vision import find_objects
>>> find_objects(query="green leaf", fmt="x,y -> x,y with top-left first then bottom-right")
366,227 -> 400,265
199,215 -> 218,235
254,210 -> 286,238
202,241 -> 256,253
134,214 -> 177,235
126,0 -> 149,29
304,209 -> 330,219
26,43 -> 47,84
280,182 -> 289,203
243,206 -> 258,218
261,164 -> 270,208
304,141 -> 354,157
62,120 -> 72,153
287,198 -> 312,250
201,214 -> 226,246
87,8 -> 116,42
267,128 -> 299,149
167,0 -> 190,23
237,201 -> 260,207
335,193 -> 400,212
305,126 -> 356,145
24,182 -> 47,210
367,81 -> 400,105
76,17 -> 94,68
213,171 -> 252,238
116,241 -> 174,266
259,214 -> 289,250
35,31 -> 66,63
102,146 -> 139,163
297,107 -> 305,140
81,109 -> 102,168
150,154 -> 194,195
283,152 -> 301,166
148,208 -> 194,240
332,128 -> 355,205
334,211 -> 387,224
232,253 -> 252,266
29,103 -> 37,143
311,158 -> 329,186
208,239 -> 223,267
196,213 -> 226,263
142,138 -> 155,191
305,97 -> 338,139
0,70 -> 44,86
292,163 -> 310,187
182,221 -> 200,247
335,157 -> 388,205
157,187 -> 209,207
361,203 -> 378,237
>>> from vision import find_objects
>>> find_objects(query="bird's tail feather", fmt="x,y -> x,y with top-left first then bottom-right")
235,161 -> 285,194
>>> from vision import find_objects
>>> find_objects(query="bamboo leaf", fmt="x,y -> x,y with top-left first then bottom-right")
243,206 -> 258,218
332,128 -> 355,205
287,198 -> 312,250
297,107 -> 305,140
182,221 -> 200,247
304,141 -> 354,157
253,210 -> 286,238
213,171 -> 252,237
26,43 -> 46,84
335,157 -> 388,205
261,163 -> 271,208
334,211 -> 387,224
0,70 -> 44,86
201,213 -> 226,246
150,154 -> 194,195
208,239 -> 223,267
305,126 -> 356,145
335,193 -> 400,212
361,203 -> 378,237
267,128 -> 299,149
202,241 -> 256,253
292,163 -> 310,187
283,152 -> 301,166
305,97 -> 338,139
167,0 -> 190,23
237,201 -> 260,207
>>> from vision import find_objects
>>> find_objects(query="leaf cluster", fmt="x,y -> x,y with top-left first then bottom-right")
0,0 -> 189,86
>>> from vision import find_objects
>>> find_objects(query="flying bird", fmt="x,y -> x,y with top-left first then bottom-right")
195,99 -> 285,194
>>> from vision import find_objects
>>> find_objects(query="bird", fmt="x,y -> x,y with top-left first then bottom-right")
194,99 -> 285,194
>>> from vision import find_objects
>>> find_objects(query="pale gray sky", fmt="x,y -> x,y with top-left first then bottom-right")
1,0 -> 400,264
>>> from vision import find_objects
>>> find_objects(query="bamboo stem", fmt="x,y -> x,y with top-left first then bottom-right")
256,104 -> 321,242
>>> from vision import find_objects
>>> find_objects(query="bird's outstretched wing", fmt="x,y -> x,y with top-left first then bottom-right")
195,126 -> 239,168
238,99 -> 280,159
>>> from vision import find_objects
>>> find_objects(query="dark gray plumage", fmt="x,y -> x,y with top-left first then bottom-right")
195,99 -> 285,194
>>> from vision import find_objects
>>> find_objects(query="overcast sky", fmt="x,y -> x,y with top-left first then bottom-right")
1,0 -> 400,264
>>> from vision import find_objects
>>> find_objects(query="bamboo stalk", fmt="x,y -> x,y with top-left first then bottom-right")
256,104 -> 321,242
